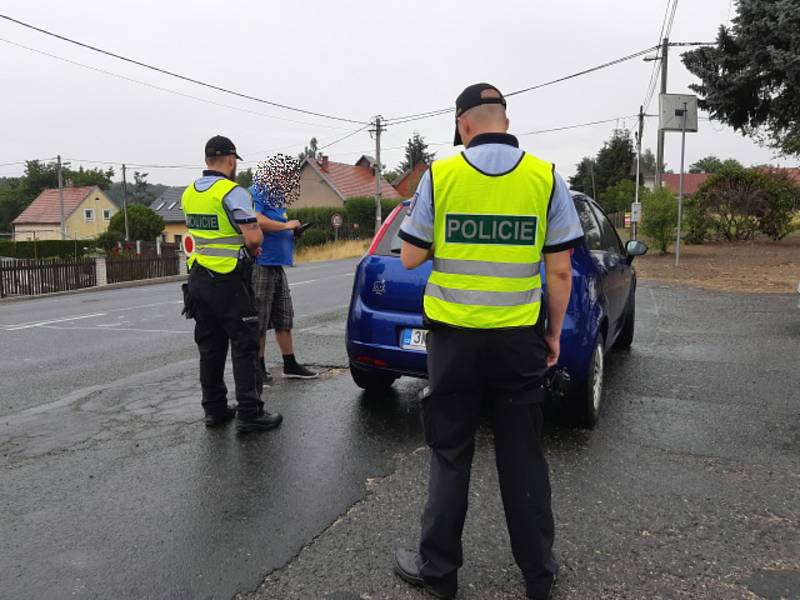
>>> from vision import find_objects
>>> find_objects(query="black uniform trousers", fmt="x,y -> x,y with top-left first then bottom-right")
419,324 -> 558,598
187,262 -> 264,420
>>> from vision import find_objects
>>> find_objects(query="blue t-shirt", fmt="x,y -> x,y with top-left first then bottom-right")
250,185 -> 294,266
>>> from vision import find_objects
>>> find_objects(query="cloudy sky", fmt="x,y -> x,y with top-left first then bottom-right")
0,0 -> 790,187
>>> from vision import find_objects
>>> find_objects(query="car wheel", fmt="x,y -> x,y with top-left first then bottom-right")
350,362 -> 398,391
613,293 -> 635,350
571,333 -> 605,428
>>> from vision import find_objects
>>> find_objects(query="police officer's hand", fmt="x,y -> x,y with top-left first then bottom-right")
286,220 -> 302,230
545,333 -> 560,367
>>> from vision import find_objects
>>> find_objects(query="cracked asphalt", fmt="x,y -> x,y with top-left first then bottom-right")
1,266 -> 798,600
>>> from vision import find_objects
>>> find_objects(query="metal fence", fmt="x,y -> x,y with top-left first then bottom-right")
0,257 -> 97,298
106,255 -> 179,284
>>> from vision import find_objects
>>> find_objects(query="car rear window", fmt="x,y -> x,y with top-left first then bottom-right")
373,204 -> 407,256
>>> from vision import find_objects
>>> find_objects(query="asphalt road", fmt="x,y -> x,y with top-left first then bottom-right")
1,267 -> 798,600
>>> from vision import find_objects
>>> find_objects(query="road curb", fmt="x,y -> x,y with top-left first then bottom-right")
0,275 -> 188,304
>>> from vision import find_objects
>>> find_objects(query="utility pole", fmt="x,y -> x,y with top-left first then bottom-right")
57,155 -> 66,240
371,115 -> 385,232
121,164 -> 130,241
675,101 -> 688,267
655,37 -> 669,189
633,105 -> 644,241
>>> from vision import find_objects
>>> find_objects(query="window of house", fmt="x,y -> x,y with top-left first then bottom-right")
167,202 -> 177,210
84,209 -> 95,222
103,209 -> 112,221
173,234 -> 183,245
155,202 -> 166,210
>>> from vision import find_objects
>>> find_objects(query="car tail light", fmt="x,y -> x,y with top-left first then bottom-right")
367,203 -> 405,255
355,355 -> 389,368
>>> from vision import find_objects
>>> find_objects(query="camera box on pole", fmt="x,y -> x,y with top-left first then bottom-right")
659,94 -> 698,132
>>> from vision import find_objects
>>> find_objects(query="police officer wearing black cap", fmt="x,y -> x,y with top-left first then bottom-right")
182,135 -> 283,433
393,85 -> 585,599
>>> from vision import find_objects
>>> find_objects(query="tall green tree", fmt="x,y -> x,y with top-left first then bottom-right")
398,132 -> 436,172
683,0 -> 800,156
689,156 -> 744,174
130,171 -> 155,205
568,157 -> 597,196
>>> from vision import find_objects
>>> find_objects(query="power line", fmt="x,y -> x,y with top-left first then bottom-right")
384,44 -> 659,125
0,38 -> 355,132
0,13 -> 369,125
319,124 -> 372,150
518,115 -> 640,137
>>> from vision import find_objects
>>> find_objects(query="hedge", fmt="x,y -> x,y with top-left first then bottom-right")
287,197 -> 403,249
0,239 -> 94,259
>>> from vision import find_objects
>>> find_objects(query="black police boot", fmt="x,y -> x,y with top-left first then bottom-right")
393,549 -> 456,599
236,411 -> 283,433
204,406 -> 236,428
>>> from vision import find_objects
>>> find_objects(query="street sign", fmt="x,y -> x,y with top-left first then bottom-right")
659,93 -> 699,132
182,234 -> 194,255
630,202 -> 642,223
624,213 -> 631,228
331,213 -> 343,230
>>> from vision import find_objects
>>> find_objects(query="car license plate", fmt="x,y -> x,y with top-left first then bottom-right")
401,328 -> 428,352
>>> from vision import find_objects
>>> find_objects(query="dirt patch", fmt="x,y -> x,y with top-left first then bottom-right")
635,232 -> 800,293
295,239 -> 369,264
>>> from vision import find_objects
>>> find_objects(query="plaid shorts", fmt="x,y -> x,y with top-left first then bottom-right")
252,265 -> 294,334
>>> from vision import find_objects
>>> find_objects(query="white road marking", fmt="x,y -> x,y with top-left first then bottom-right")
40,325 -> 192,334
6,313 -> 108,331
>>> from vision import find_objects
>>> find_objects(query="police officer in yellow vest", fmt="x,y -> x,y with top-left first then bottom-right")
393,85 -> 585,600
183,135 -> 283,433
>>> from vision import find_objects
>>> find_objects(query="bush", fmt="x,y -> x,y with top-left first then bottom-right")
344,196 -> 402,236
94,230 -> 124,254
0,239 -> 92,259
682,196 -> 711,245
296,228 -> 328,249
108,205 -> 164,241
599,179 -> 643,214
690,166 -> 800,242
641,187 -> 678,253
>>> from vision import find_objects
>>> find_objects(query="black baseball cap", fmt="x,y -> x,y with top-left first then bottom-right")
205,135 -> 243,160
453,83 -> 507,146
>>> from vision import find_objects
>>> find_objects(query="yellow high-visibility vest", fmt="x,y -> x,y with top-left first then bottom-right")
182,178 -> 245,274
424,151 -> 553,329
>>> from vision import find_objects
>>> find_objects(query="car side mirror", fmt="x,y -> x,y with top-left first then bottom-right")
625,240 -> 648,263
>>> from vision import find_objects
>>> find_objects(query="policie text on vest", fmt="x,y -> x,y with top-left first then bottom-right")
445,214 -> 538,246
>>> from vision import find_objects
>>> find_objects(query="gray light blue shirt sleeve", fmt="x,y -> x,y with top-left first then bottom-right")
222,186 -> 257,224
398,170 -> 434,248
544,172 -> 584,251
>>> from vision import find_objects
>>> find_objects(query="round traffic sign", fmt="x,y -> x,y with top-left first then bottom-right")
183,234 -> 195,255
331,213 -> 344,230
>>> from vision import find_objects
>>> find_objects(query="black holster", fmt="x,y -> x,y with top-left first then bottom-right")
181,282 -> 197,320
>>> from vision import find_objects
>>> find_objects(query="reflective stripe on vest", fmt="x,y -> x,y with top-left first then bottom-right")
423,151 -> 554,329
182,178 -> 246,274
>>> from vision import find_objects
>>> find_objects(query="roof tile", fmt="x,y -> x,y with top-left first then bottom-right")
12,187 -> 96,224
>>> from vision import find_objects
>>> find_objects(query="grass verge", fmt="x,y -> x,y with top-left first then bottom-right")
295,239 -> 370,264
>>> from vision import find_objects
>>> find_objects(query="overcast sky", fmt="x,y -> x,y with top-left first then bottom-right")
0,0 -> 791,187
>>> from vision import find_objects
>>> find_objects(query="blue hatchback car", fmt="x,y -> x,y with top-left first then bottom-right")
346,192 -> 648,427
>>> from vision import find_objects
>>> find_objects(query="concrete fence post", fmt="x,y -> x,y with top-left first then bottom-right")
95,256 -> 108,286
177,252 -> 188,276
136,240 -> 141,255
156,237 -> 162,256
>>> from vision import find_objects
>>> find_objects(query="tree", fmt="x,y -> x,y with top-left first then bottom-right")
568,157 -> 597,196
599,179 -> 645,214
569,130 -> 635,197
683,0 -> 800,156
641,187 -> 678,253
640,148 -> 657,177
129,171 -> 156,205
689,155 -> 724,174
108,204 -> 164,241
236,168 -> 253,188
298,137 -> 321,161
693,166 -> 800,241
593,129 -> 635,194
398,132 -> 436,173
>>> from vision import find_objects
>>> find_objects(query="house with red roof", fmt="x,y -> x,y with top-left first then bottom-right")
297,155 -> 402,208
392,162 -> 428,198
661,167 -> 800,196
12,186 -> 118,241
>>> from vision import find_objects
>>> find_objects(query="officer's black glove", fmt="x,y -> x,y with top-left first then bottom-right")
181,283 -> 197,320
